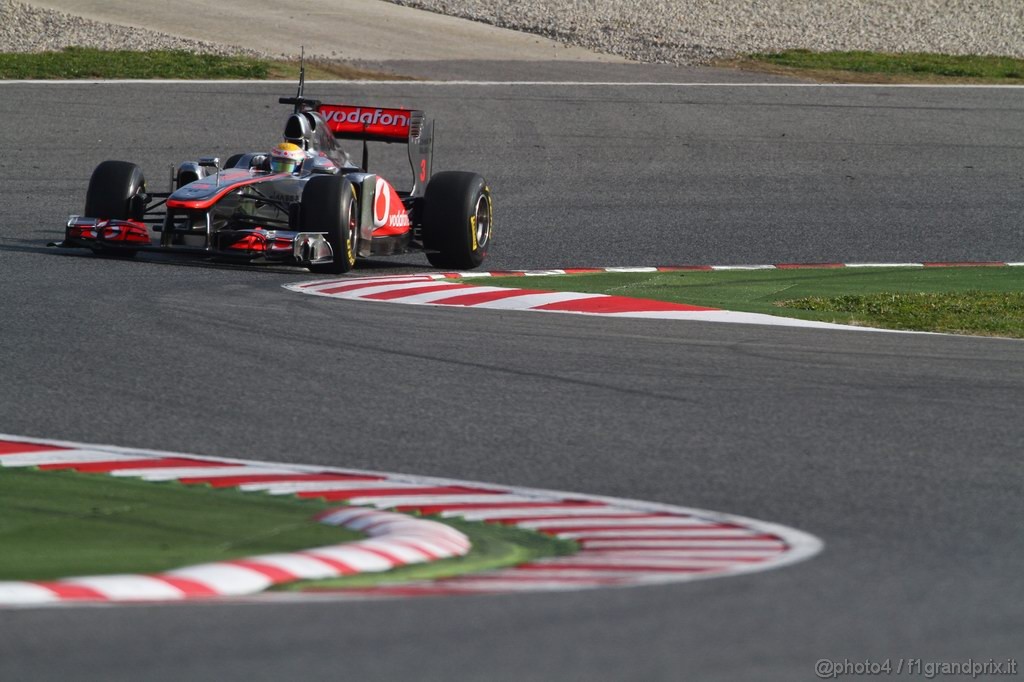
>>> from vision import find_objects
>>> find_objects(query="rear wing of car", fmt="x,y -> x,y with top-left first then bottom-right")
319,104 -> 434,197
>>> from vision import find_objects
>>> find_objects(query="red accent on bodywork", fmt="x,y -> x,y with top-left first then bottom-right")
371,177 -> 412,236
228,233 -> 267,252
68,224 -> 98,240
68,219 -> 148,244
100,220 -> 149,244
166,171 -> 288,211
225,230 -> 294,253
320,104 -> 411,141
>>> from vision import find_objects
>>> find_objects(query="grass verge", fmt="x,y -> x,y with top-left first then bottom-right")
460,266 -> 1024,337
0,467 -> 361,581
0,467 -> 576,585
0,47 -> 410,80
720,50 -> 1024,84
782,291 -> 1024,336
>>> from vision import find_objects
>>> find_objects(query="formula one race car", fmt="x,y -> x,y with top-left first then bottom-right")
56,73 -> 492,274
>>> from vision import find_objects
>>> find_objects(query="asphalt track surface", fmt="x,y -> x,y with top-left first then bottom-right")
1,77 -> 1023,680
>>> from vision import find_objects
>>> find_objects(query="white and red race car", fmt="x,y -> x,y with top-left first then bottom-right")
58,82 -> 492,274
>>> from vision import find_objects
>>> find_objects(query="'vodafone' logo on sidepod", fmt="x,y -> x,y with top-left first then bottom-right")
373,178 -> 411,230
373,178 -> 390,228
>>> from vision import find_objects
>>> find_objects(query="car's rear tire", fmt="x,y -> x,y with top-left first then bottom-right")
422,171 -> 492,270
304,175 -> 358,274
83,160 -> 147,258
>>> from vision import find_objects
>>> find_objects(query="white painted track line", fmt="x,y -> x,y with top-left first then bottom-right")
3,80 -> 1023,89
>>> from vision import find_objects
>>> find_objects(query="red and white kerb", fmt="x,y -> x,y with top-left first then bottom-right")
0,435 -> 822,606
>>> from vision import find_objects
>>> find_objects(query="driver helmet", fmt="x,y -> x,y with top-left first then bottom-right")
270,142 -> 305,174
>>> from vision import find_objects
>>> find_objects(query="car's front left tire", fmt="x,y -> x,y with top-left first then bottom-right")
83,160 -> 147,258
84,160 -> 147,221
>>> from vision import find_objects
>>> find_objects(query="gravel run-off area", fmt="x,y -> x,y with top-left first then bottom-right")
389,0 -> 1024,63
1,0 -> 1022,66
0,0 -> 266,58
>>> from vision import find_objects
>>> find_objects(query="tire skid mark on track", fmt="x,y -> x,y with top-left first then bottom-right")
0,434 -> 822,607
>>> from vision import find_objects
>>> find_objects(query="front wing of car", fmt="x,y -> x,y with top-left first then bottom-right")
60,216 -> 337,266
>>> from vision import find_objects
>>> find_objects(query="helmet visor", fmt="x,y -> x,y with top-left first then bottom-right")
271,158 -> 297,174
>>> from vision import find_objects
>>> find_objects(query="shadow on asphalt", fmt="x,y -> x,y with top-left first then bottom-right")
0,238 -> 436,278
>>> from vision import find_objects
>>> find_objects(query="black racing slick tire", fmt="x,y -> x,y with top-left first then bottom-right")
84,160 -> 147,221
422,171 -> 492,270
83,160 -> 147,258
303,175 -> 358,274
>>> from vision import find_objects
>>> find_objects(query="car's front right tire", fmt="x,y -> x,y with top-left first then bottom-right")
303,175 -> 358,274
